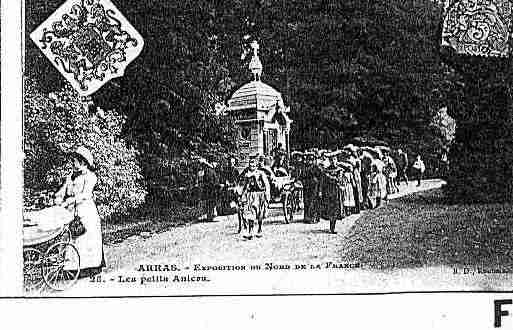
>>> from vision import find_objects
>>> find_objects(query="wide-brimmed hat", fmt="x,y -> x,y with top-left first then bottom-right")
344,144 -> 359,157
338,161 -> 353,170
346,157 -> 357,167
72,146 -> 95,169
344,144 -> 357,151
325,150 -> 341,158
376,145 -> 391,154
360,150 -> 374,159
304,151 -> 316,160
337,149 -> 352,159
197,157 -> 208,165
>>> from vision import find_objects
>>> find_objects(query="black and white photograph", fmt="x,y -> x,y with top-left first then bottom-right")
19,0 -> 513,297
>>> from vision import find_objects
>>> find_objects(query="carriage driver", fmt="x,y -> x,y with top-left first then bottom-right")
240,154 -> 271,239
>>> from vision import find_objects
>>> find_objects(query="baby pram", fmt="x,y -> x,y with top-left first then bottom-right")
23,206 -> 81,292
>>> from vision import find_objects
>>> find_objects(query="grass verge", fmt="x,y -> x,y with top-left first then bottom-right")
340,188 -> 513,270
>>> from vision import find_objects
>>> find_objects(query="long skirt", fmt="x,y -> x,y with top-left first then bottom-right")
343,181 -> 355,208
369,174 -> 388,208
354,175 -> 363,204
377,174 -> 388,199
303,178 -> 320,219
67,200 -> 104,270
303,187 -> 318,220
320,179 -> 344,220
361,175 -> 370,208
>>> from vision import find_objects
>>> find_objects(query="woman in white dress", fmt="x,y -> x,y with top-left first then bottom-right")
369,160 -> 388,208
54,146 -> 105,277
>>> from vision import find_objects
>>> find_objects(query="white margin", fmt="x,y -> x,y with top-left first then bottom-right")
0,0 -> 23,296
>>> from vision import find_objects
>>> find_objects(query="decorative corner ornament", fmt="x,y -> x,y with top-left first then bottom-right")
441,0 -> 513,57
30,0 -> 144,96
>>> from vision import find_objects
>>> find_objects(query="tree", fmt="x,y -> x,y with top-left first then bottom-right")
440,47 -> 513,202
430,107 -> 456,147
24,78 -> 147,218
25,0 -> 239,199
25,0 -> 454,196
213,0 -> 450,153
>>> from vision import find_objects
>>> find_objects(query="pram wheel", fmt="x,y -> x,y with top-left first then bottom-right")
23,248 -> 44,292
42,242 -> 80,291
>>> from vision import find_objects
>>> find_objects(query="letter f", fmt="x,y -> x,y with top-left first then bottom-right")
495,299 -> 512,327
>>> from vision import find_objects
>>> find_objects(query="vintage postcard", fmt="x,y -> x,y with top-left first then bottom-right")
9,0 -> 513,297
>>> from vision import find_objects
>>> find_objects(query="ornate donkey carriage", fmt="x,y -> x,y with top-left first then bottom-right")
243,166 -> 302,224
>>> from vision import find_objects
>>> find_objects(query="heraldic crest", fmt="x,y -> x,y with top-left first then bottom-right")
30,0 -> 144,96
441,0 -> 513,57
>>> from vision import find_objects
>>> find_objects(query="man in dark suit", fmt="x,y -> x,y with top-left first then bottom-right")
302,152 -> 322,223
218,157 -> 240,217
199,157 -> 220,222
396,149 -> 409,185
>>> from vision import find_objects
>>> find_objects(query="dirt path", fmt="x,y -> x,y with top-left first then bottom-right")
62,179 -> 513,296
105,180 -> 442,272
103,180 -> 445,273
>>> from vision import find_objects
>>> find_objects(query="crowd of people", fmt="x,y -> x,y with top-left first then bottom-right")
290,145 -> 425,234
194,144 -> 427,238
22,144 -> 427,281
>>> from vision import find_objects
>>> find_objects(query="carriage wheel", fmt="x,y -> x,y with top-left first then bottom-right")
42,242 -> 80,291
283,193 -> 294,224
292,189 -> 302,212
296,188 -> 304,211
23,248 -> 44,293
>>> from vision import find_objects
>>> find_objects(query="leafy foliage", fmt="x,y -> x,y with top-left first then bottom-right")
24,78 -> 147,218
209,0 -> 449,152
25,0 -> 456,197
438,51 -> 513,202
430,107 -> 456,147
25,0 -> 239,196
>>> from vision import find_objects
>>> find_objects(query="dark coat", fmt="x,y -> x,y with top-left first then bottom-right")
221,165 -> 240,186
201,166 -> 220,200
396,152 -> 408,170
319,166 -> 344,219
303,164 -> 322,195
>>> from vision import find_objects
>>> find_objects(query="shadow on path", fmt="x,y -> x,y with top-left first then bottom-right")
304,228 -> 333,235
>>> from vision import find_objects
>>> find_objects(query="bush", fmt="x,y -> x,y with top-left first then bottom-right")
24,78 -> 147,218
